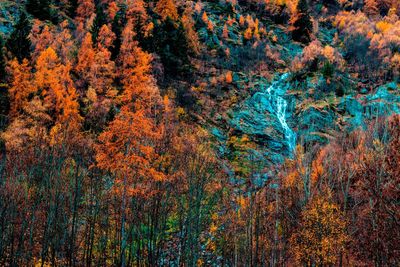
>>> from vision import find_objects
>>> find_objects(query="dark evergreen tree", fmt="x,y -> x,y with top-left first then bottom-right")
292,0 -> 312,44
152,18 -> 191,77
322,0 -> 339,7
6,12 -> 32,62
91,3 -> 107,44
377,1 -> 391,17
0,36 -> 6,82
0,36 -> 9,130
26,0 -> 52,21
111,7 -> 126,60
65,0 -> 79,18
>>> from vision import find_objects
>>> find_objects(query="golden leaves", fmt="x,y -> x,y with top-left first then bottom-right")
290,194 -> 348,266
155,0 -> 179,21
376,20 -> 393,33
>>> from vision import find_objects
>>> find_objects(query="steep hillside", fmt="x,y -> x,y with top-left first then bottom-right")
0,0 -> 399,266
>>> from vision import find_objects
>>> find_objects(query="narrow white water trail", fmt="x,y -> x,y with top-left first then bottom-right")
264,73 -> 296,153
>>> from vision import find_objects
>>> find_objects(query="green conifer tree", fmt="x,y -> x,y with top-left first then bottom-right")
26,0 -> 52,21
66,0 -> 79,18
111,7 -> 126,60
152,18 -> 191,76
291,0 -> 312,44
0,35 -> 9,130
0,36 -> 6,82
91,4 -> 107,44
6,12 -> 32,62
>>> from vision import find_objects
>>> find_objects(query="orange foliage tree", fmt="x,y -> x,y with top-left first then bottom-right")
76,32 -> 95,82
155,0 -> 179,21
76,30 -> 116,96
95,105 -> 164,265
182,9 -> 201,55
7,59 -> 35,116
35,47 -> 82,142
125,0 -> 153,37
95,19 -> 165,266
118,21 -> 156,107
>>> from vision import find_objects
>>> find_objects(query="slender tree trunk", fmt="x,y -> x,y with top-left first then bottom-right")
120,172 -> 128,267
69,166 -> 80,267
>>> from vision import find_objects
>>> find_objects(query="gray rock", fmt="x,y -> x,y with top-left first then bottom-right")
229,73 -> 296,158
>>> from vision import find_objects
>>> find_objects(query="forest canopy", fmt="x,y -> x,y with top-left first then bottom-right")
0,0 -> 399,266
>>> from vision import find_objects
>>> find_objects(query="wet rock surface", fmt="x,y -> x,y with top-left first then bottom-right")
213,76 -> 400,174
229,73 -> 296,158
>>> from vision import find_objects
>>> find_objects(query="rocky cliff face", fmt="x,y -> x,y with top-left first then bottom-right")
229,73 -> 296,158
295,80 -> 400,147
209,66 -> 399,184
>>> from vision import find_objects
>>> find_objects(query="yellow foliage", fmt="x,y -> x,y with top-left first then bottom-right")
323,45 -> 335,63
376,21 -> 393,33
176,107 -> 186,117
237,195 -> 248,208
244,27 -> 253,40
290,194 -> 348,266
207,241 -> 216,252
34,259 -> 52,267
86,86 -> 97,103
49,123 -> 63,146
209,223 -> 218,234
283,171 -> 298,188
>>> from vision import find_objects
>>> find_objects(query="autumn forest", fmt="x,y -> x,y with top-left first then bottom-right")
0,0 -> 399,266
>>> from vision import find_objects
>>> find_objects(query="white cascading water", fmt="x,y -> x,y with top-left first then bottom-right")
265,73 -> 296,153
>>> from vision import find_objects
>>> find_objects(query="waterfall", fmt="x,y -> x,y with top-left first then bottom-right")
264,73 -> 296,153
